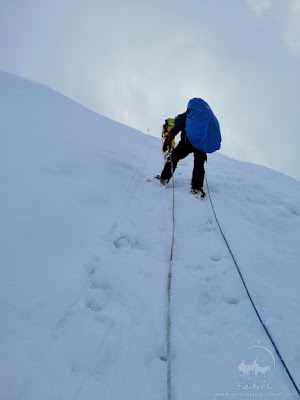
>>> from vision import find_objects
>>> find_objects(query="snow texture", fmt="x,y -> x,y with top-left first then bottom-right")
0,71 -> 300,399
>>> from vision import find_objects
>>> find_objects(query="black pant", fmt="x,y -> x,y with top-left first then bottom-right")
161,137 -> 207,190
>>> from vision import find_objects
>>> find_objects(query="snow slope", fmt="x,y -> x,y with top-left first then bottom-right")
1,71 -> 300,400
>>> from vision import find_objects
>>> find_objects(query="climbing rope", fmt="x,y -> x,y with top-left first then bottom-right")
205,174 -> 300,397
161,148 -> 176,400
167,152 -> 175,400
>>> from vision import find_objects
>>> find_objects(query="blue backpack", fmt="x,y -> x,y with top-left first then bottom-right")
185,98 -> 222,153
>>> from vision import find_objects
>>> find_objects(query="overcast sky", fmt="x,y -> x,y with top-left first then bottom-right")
1,0 -> 299,180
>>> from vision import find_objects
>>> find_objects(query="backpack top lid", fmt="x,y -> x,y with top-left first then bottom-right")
186,98 -> 222,153
187,97 -> 210,112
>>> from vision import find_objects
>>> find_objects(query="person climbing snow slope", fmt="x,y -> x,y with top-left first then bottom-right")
157,98 -> 222,196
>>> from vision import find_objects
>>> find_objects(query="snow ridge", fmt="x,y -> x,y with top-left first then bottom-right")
1,71 -> 300,400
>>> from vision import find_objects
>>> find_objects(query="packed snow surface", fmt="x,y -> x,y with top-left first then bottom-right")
1,71 -> 300,400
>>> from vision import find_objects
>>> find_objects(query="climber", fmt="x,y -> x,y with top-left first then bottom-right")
157,98 -> 221,196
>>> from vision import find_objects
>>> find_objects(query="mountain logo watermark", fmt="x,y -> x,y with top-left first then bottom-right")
236,340 -> 276,390
238,358 -> 271,379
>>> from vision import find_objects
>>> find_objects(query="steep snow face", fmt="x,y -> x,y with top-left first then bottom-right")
0,71 -> 299,400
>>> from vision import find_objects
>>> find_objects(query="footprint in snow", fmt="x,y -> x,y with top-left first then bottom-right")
204,219 -> 215,232
210,252 -> 223,262
86,300 -> 103,312
225,296 -> 240,305
113,235 -> 142,250
86,282 -> 112,313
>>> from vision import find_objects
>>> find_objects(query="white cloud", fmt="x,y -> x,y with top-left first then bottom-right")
246,0 -> 272,16
0,0 -> 299,180
283,0 -> 300,54
246,0 -> 300,55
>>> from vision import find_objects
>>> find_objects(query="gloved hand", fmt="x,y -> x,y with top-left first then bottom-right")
162,130 -> 175,152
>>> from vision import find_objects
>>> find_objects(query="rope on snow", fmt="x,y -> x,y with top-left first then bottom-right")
167,153 -> 175,400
